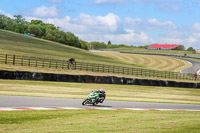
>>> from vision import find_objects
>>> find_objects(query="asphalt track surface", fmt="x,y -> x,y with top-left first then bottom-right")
176,57 -> 200,74
0,95 -> 200,111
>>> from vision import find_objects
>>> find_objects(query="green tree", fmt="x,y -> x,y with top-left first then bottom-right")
30,20 -> 44,25
14,15 -> 24,22
108,40 -> 111,45
27,24 -> 43,37
0,15 -> 7,29
187,47 -> 195,51
80,40 -> 89,50
13,15 -> 27,33
0,14 -> 88,50
65,32 -> 81,48
45,29 -> 56,41
90,41 -> 107,49
55,30 -> 66,43
4,17 -> 15,31
173,45 -> 185,50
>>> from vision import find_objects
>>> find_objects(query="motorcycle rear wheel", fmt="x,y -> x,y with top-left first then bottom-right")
82,99 -> 88,105
93,101 -> 98,106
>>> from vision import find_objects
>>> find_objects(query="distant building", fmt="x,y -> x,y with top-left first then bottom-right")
147,44 -> 180,50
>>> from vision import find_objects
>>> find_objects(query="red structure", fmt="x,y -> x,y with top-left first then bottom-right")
147,44 -> 180,50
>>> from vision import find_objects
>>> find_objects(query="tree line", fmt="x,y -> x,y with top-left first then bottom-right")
0,14 -> 88,49
0,14 -> 196,51
0,14 -> 141,50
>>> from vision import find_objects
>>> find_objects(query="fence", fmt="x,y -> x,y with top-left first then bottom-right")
0,54 -> 197,81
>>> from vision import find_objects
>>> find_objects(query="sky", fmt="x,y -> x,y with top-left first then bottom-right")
1,0 -> 200,49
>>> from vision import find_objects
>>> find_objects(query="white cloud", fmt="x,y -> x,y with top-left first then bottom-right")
0,9 -> 13,18
33,6 -> 59,17
109,29 -> 150,44
39,13 -> 123,34
77,29 -> 150,45
192,32 -> 200,38
125,17 -> 142,25
24,13 -> 150,45
24,16 -> 42,22
186,36 -> 197,44
157,37 -> 183,44
24,13 -> 200,48
148,18 -> 176,30
79,13 -> 123,33
125,17 -> 176,31
151,28 -> 200,49
191,22 -> 200,32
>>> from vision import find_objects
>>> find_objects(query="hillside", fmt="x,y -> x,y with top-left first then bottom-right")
0,29 -> 134,67
0,29 -> 190,73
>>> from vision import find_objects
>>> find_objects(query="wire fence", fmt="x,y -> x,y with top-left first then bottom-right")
0,54 -> 198,81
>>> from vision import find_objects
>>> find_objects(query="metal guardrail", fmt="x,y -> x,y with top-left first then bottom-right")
0,54 -> 197,81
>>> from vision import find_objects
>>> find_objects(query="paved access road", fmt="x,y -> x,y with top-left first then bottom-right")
0,95 -> 200,111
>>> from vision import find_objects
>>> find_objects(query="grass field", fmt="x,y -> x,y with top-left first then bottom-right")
0,29 -> 191,73
93,51 -> 190,72
0,30 -> 133,67
0,79 -> 200,104
0,110 -> 199,133
0,29 -> 200,133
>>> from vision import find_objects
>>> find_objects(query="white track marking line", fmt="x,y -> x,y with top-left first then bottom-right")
0,107 -> 199,111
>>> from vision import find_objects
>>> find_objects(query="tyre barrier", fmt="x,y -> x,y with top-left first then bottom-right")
0,70 -> 199,88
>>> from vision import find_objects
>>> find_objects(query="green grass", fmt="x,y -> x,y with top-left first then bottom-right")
0,110 -> 200,133
0,29 -> 193,81
0,29 -> 191,71
182,57 -> 200,62
0,29 -> 137,67
1,29 -> 199,133
94,51 -> 190,72
0,79 -> 200,104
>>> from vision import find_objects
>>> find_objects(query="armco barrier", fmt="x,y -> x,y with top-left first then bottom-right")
0,70 -> 199,88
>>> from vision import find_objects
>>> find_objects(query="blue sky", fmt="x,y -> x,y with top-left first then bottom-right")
1,0 -> 200,49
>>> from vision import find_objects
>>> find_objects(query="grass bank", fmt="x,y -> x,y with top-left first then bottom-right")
93,51 -> 190,72
0,29 -> 191,71
0,29 -> 136,67
0,79 -> 200,104
0,110 -> 199,133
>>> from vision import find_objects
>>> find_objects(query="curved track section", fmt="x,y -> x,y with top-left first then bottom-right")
179,58 -> 200,74
0,96 -> 199,111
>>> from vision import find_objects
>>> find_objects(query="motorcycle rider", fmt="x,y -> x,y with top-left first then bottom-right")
97,88 -> 106,103
82,88 -> 106,105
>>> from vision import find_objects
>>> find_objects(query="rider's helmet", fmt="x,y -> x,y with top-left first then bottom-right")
99,88 -> 104,93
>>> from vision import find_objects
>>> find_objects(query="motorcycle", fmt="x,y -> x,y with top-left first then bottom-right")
82,91 -> 105,106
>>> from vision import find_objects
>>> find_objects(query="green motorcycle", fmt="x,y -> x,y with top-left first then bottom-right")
82,91 -> 100,106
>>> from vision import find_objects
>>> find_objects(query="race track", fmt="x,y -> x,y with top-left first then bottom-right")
178,58 -> 200,74
0,95 -> 200,111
